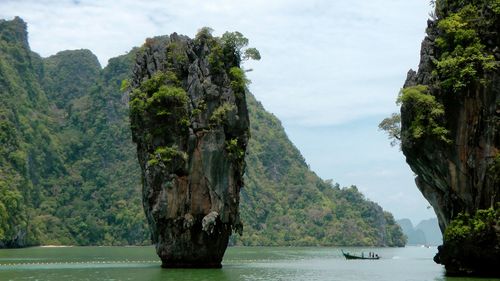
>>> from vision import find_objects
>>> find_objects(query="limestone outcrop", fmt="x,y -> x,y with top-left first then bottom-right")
399,0 -> 499,276
128,31 -> 249,268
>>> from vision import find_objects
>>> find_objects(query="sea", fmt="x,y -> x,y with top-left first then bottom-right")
0,246 -> 498,281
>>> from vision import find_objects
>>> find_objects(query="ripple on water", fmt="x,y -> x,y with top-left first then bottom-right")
0,246 -> 451,281
0,260 -> 161,271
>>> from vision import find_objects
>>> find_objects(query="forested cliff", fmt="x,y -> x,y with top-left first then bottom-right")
0,17 -> 405,248
0,17 -> 146,246
385,0 -> 500,276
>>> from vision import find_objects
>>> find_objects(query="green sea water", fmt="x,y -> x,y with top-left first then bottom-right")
0,246 -> 498,281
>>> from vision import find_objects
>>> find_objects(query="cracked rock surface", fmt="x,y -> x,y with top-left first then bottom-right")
129,32 -> 249,268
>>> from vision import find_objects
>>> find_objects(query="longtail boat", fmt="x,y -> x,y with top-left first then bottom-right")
341,250 -> 380,260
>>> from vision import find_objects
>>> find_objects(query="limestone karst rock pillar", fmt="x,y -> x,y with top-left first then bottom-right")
129,31 -> 249,268
399,0 -> 499,276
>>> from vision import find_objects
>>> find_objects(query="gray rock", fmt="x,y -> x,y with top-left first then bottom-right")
202,211 -> 219,234
129,32 -> 249,268
400,4 -> 500,276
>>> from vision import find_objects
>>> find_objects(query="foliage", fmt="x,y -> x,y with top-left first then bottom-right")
384,211 -> 407,247
207,44 -> 225,74
196,27 -> 260,74
433,3 -> 497,92
147,146 -> 187,167
378,113 -> 401,147
487,153 -> 500,185
0,19 -> 404,247
229,66 -> 248,97
243,48 -> 261,61
444,206 -> 499,243
225,138 -> 245,162
166,42 -> 189,67
0,17 -> 64,246
219,31 -> 260,63
0,18 -> 149,247
147,86 -> 188,116
210,103 -> 236,125
397,85 -> 450,144
194,27 -> 214,42
42,49 -> 101,108
381,0 -> 499,148
437,204 -> 500,275
434,0 -> 500,19
129,71 -> 189,131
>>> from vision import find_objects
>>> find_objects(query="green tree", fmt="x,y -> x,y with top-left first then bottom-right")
378,113 -> 401,147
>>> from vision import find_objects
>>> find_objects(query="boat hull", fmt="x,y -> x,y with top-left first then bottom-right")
341,250 -> 380,260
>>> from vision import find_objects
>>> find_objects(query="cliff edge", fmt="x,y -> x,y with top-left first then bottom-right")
398,0 -> 499,276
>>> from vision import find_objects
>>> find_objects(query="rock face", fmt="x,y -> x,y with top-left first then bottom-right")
129,32 -> 249,268
400,0 -> 499,276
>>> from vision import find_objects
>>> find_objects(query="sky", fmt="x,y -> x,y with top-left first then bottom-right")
0,0 -> 436,224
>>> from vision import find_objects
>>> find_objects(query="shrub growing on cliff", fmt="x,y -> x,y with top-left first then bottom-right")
147,145 -> 187,167
397,85 -> 451,144
433,3 -> 497,92
229,66 -> 247,97
378,113 -> 401,147
195,27 -> 260,75
166,42 -> 189,67
243,48 -> 261,61
147,86 -> 188,117
487,153 -> 500,184
437,206 -> 500,274
221,31 -> 261,64
444,206 -> 499,244
381,0 -> 499,148
225,138 -> 245,162
129,71 -> 189,130
209,103 -> 236,126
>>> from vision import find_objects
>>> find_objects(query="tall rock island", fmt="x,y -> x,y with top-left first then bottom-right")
397,0 -> 499,276
128,29 -> 252,267
1,17 -> 404,249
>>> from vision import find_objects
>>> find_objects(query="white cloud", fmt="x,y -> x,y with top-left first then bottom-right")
0,0 -> 431,126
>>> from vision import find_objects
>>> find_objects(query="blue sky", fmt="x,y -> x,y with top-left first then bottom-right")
0,0 -> 436,223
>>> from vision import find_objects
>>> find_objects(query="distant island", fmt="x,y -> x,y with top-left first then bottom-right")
397,218 -> 442,246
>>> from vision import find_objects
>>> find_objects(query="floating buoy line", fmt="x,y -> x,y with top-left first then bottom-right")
0,260 -> 161,267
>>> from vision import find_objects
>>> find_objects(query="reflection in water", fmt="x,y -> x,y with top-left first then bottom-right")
438,277 -> 500,281
148,268 -> 232,281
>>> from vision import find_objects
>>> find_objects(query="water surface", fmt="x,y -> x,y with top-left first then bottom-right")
0,246 -> 497,281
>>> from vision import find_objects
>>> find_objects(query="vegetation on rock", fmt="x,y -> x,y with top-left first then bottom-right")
128,28 -> 256,267
433,1 -> 498,92
0,18 -> 405,248
381,0 -> 500,276
436,206 -> 500,276
397,85 -> 450,144
444,207 -> 499,242
0,17 -> 148,246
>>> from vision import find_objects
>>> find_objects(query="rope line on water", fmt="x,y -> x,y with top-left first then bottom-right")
0,260 -> 161,267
